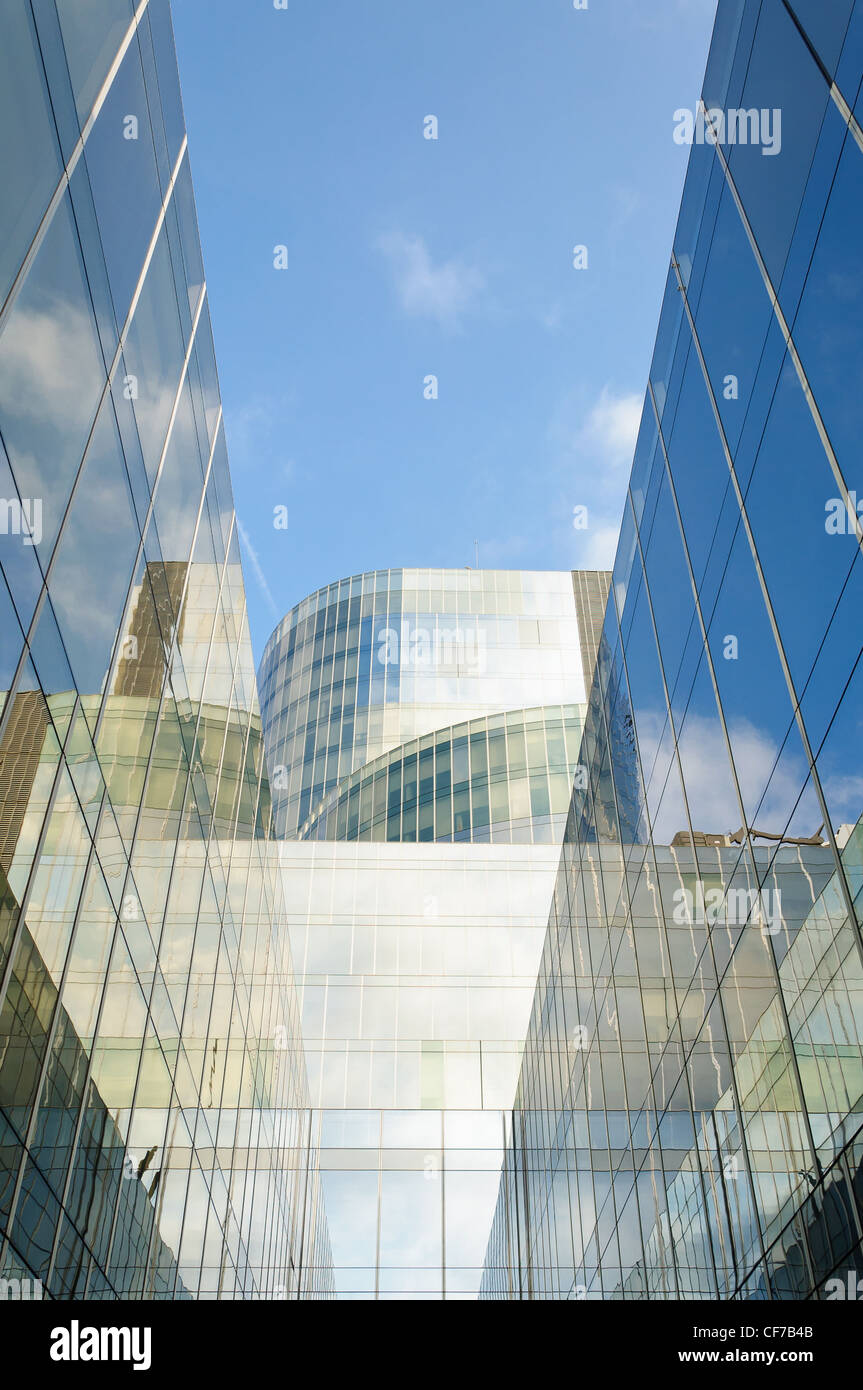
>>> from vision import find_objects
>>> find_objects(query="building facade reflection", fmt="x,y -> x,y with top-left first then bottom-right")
0,1 -> 331,1299
482,0 -> 863,1301
262,569 -> 610,1297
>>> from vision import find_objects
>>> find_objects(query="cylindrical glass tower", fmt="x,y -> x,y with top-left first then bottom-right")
259,568 -> 609,840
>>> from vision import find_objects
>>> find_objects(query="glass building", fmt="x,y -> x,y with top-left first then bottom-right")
482,0 -> 863,1300
0,1 -> 331,1298
259,568 -> 605,840
261,568 -> 610,1297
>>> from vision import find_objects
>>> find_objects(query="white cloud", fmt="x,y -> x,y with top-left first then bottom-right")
582,387 -> 642,470
820,774 -> 863,826
0,299 -> 103,434
572,521 -> 620,570
376,232 -> 484,326
546,383 -> 643,576
635,710 -> 819,843
549,383 -> 643,482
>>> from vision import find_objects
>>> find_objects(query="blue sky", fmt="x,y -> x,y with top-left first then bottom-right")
171,0 -> 717,659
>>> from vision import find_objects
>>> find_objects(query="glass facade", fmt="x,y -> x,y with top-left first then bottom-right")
279,839 -> 564,1299
259,568 -> 594,839
298,704 -> 586,846
263,569 -> 610,1297
0,1 -> 331,1298
482,0 -> 863,1301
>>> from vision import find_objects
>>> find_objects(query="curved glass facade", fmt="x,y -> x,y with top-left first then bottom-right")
259,568 -> 588,840
298,704 -> 586,845
483,0 -> 863,1302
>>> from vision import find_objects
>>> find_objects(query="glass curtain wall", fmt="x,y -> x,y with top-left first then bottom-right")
264,570 -> 610,1297
0,0 -> 331,1299
482,0 -> 863,1302
259,568 -> 595,839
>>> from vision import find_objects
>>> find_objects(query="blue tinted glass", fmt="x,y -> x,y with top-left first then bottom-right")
663,348 -> 733,594
81,32 -> 163,327
790,134 -> 863,500
145,0 -> 186,168
799,550 -> 863,752
706,525 -> 801,825
122,227 -> 186,480
0,5 -> 63,308
48,399 -> 139,695
55,0 -> 135,125
788,0 -> 855,76
744,347 -> 857,697
640,471 -> 695,694
0,194 -> 106,561
725,0 -> 830,287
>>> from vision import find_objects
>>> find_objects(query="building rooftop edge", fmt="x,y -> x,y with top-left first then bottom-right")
259,566 -> 612,666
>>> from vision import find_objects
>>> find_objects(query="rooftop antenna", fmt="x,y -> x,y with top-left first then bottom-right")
474,540 -> 479,569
